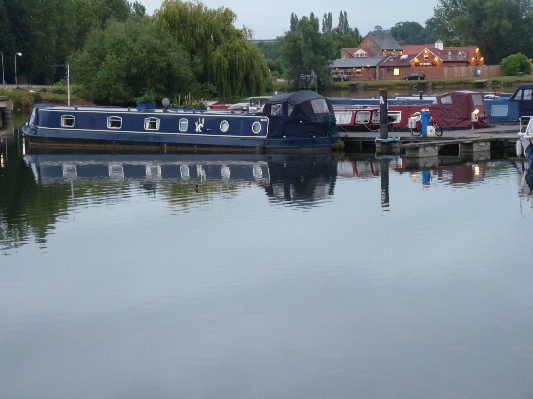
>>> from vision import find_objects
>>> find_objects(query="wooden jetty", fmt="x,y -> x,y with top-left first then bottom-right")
339,125 -> 519,161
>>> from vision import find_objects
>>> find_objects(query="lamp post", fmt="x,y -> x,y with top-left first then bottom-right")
1,52 -> 4,86
15,52 -> 22,87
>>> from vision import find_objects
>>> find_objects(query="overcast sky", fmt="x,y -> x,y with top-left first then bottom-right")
137,0 -> 439,40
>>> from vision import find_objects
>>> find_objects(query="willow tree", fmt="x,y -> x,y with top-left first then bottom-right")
153,0 -> 269,97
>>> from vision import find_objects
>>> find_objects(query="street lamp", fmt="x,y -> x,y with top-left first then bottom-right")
15,52 -> 22,87
1,52 -> 4,86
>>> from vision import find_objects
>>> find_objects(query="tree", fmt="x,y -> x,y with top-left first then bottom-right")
280,14 -> 335,90
322,12 -> 332,33
153,0 -> 270,97
338,11 -> 350,35
500,53 -> 532,75
432,0 -> 533,63
290,13 -> 298,32
69,20 -> 195,103
390,21 -> 426,45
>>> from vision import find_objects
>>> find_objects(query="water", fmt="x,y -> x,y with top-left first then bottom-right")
1,113 -> 533,399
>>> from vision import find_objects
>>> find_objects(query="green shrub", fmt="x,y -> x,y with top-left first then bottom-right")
500,53 -> 532,76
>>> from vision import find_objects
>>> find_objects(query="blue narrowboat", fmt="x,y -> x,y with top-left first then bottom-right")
22,90 -> 340,152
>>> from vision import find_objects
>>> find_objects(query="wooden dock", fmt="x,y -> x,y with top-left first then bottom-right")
339,125 -> 520,161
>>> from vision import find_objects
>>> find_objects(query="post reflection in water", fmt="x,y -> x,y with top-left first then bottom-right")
379,157 -> 390,209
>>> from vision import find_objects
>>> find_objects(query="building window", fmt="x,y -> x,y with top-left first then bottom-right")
355,69 -> 362,75
144,117 -> 160,130
61,115 -> 75,127
107,116 -> 122,129
394,68 -> 400,76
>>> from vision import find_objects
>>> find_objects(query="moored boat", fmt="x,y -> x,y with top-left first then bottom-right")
332,90 -> 489,131
22,90 -> 340,152
516,116 -> 533,163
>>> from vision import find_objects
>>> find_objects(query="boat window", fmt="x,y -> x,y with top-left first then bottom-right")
220,120 -> 229,133
107,116 -> 122,129
252,122 -> 262,134
524,89 -> 532,101
179,118 -> 188,132
491,105 -> 508,117
311,99 -> 329,114
355,111 -> 371,124
288,104 -> 294,115
514,90 -> 523,100
270,104 -> 282,116
61,115 -> 75,127
440,95 -> 453,104
472,94 -> 483,106
29,108 -> 37,125
144,117 -> 160,130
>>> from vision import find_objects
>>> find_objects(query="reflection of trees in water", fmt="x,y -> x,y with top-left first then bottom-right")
1,150 -> 339,249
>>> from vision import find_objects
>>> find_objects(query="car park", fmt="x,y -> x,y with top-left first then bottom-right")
404,73 -> 426,80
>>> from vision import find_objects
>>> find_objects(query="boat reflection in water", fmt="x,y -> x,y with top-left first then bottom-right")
23,152 -> 339,207
513,160 -> 533,211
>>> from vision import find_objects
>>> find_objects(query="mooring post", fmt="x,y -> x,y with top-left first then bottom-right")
379,89 -> 388,140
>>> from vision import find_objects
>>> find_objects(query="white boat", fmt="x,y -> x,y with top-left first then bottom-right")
516,116 -> 533,163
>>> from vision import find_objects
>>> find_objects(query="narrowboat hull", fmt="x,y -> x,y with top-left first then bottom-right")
22,90 -> 340,152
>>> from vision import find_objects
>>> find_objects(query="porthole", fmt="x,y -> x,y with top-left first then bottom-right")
252,122 -> 262,134
61,115 -> 75,127
144,117 -> 160,131
107,116 -> 122,129
220,120 -> 229,133
179,118 -> 188,132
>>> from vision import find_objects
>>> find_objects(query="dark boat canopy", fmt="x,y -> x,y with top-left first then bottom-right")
509,84 -> 533,117
262,90 -> 336,139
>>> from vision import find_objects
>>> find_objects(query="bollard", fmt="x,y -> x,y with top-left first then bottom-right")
421,108 -> 430,137
379,89 -> 388,140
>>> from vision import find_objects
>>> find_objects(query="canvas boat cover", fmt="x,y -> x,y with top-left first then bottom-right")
429,90 -> 488,128
262,90 -> 337,139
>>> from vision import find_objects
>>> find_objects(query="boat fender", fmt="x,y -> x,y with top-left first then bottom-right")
516,139 -> 524,157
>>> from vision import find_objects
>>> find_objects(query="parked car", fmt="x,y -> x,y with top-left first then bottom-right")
332,74 -> 349,82
404,73 -> 426,80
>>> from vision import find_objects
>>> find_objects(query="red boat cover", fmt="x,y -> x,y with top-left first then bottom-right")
429,91 -> 489,128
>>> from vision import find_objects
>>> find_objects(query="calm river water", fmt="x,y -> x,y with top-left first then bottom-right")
1,113 -> 533,399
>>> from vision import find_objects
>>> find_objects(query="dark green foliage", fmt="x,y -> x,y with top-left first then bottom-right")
69,20 -> 195,103
153,0 -> 269,97
433,0 -> 533,64
500,53 -> 532,75
280,14 -> 335,90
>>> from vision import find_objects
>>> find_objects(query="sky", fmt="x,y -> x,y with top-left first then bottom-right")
137,0 -> 439,40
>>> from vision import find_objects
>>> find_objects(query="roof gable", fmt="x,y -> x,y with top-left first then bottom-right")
367,33 -> 402,51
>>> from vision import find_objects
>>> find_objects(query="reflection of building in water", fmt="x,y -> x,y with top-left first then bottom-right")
337,157 -> 488,186
23,153 -> 338,206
